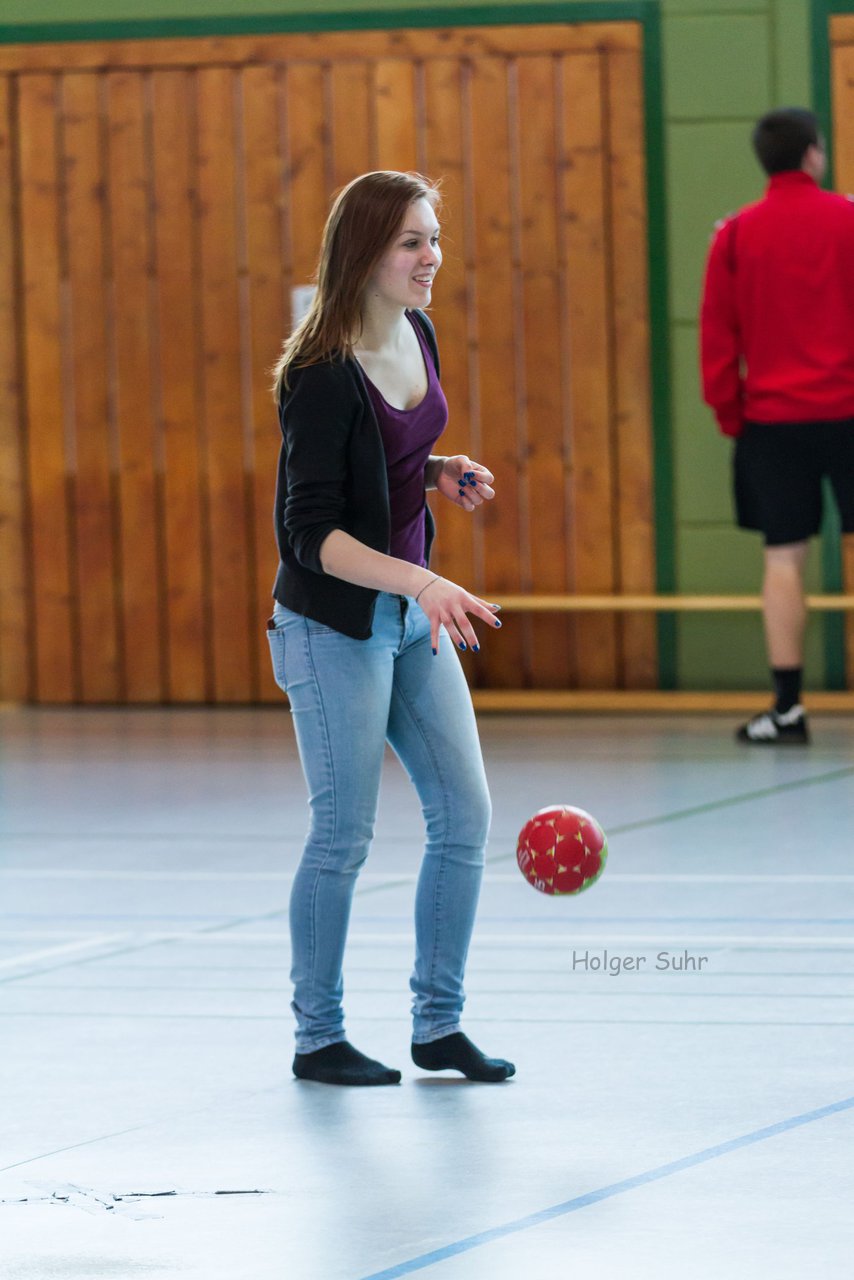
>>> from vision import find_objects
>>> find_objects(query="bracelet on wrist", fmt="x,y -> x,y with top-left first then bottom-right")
415,575 -> 440,605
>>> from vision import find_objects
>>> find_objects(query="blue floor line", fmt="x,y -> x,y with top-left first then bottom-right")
355,1094 -> 854,1280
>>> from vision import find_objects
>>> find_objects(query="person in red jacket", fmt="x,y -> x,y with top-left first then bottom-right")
700,107 -> 854,744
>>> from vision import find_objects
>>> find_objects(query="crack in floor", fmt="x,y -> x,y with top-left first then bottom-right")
0,1183 -> 275,1220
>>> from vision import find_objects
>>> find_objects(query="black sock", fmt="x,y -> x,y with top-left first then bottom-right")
293,1041 -> 401,1086
772,666 -> 802,715
411,1032 -> 515,1082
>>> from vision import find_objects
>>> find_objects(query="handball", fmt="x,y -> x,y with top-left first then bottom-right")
516,805 -> 608,896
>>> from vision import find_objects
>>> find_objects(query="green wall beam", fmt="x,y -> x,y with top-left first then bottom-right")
810,0 -> 847,689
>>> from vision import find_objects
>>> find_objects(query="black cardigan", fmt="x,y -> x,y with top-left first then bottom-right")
272,309 -> 440,639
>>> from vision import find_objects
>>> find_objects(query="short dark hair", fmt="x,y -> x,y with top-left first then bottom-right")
752,108 -> 820,175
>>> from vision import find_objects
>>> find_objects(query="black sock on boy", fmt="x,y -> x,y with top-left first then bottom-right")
772,666 -> 802,714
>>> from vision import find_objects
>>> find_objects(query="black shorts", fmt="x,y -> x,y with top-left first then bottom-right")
733,418 -> 854,545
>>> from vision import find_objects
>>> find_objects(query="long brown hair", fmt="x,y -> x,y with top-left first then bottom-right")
272,170 -> 441,400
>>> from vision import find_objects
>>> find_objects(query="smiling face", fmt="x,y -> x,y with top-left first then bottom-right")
364,196 -> 442,312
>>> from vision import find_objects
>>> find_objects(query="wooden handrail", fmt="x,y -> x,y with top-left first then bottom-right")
491,594 -> 854,612
471,690 -> 854,712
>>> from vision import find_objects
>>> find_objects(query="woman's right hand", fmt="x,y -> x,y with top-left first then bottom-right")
415,576 -> 502,654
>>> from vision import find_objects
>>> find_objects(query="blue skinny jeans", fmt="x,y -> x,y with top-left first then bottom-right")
267,591 -> 492,1053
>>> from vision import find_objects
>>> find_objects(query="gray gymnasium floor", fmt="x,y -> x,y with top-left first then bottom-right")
1,706 -> 853,1279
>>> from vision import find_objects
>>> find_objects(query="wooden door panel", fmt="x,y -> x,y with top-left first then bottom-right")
1,20 -> 656,702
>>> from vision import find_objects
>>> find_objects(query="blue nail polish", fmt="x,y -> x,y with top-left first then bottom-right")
431,647 -> 437,655
472,644 -> 480,653
494,619 -> 502,628
458,641 -> 467,651
468,479 -> 477,487
464,471 -> 475,479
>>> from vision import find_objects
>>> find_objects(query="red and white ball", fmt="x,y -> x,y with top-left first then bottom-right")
516,805 -> 608,896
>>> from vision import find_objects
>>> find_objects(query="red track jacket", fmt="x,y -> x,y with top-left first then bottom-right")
700,170 -> 854,436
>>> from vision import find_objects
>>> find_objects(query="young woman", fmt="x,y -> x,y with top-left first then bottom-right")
269,170 -> 513,1087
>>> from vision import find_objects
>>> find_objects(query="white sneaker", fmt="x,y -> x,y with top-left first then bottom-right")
736,704 -> 809,745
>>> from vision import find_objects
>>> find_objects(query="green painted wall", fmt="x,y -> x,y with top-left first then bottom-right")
1,0 -> 828,690
661,0 -> 821,691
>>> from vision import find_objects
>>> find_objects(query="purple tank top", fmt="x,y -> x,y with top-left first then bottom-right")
361,313 -> 448,567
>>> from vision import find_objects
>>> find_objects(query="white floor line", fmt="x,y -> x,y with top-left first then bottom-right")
3,869 -> 854,883
3,930 -> 851,948
3,930 -> 854,953
0,931 -> 110,940
347,932 -> 854,948
0,870 -> 299,881
0,934 -> 128,971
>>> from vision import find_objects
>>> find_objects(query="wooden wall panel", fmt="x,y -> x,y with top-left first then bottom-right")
61,72 -> 121,703
106,71 -> 164,701
608,48 -> 657,689
1,21 -> 658,703
285,64 -> 327,290
0,75 -> 30,701
330,62 -> 372,187
422,59 -> 478,644
18,74 -> 75,702
559,53 -> 619,689
375,61 -> 418,172
468,55 -> 528,691
0,25 -> 641,74
196,67 -> 254,702
150,70 -> 208,702
240,63 -> 289,702
516,55 -> 573,690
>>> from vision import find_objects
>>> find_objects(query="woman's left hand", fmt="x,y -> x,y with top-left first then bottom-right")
435,456 -> 495,512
